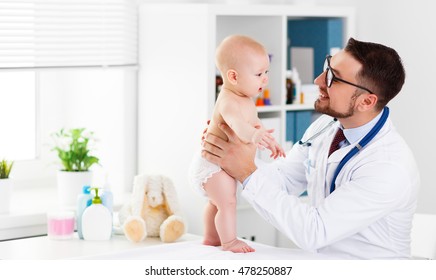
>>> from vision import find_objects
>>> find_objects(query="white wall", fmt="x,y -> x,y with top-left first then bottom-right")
137,4 -> 211,236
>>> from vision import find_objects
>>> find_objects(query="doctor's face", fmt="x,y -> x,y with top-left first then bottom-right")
313,51 -> 364,118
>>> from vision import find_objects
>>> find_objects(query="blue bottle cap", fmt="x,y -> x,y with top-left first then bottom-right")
82,185 -> 91,194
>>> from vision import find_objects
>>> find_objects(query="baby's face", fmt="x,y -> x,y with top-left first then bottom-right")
237,51 -> 270,98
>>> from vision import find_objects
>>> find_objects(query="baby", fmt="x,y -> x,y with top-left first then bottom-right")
189,35 -> 285,253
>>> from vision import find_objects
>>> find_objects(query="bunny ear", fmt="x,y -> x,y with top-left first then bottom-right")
160,175 -> 180,216
131,174 -> 148,215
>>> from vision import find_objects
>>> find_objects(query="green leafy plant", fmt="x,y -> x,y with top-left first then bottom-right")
0,159 -> 13,179
51,128 -> 99,172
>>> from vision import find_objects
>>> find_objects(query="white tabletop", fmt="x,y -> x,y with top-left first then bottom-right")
0,232 -> 338,260
0,233 -> 200,260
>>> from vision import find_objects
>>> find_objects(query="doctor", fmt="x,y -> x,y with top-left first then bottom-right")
202,38 -> 420,259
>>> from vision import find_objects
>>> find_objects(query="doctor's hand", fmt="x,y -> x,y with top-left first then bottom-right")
201,123 -> 257,183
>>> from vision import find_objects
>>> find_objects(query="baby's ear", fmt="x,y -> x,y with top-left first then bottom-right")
226,69 -> 238,85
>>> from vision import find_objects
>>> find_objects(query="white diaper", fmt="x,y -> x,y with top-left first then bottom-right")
188,149 -> 222,196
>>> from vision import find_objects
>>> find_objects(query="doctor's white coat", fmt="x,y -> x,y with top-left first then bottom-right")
242,114 -> 420,259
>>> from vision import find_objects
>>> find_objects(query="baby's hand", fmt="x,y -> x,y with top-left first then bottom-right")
255,129 -> 286,159
268,139 -> 286,159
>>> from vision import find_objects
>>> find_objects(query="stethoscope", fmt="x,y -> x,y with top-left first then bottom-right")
299,107 -> 390,194
298,118 -> 338,147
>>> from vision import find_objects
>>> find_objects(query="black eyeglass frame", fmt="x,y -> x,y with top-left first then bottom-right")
324,55 -> 374,94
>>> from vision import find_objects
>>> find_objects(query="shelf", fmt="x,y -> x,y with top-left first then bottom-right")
256,105 -> 282,113
255,104 -> 315,113
284,103 -> 315,111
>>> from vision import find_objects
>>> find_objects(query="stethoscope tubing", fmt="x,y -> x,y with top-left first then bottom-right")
297,107 -> 390,194
329,107 -> 389,193
298,118 -> 338,147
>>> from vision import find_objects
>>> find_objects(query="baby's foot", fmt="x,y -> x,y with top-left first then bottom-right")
222,238 -> 255,253
203,237 -> 221,247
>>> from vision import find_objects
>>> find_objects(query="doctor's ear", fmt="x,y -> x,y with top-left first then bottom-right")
357,92 -> 378,111
226,69 -> 238,85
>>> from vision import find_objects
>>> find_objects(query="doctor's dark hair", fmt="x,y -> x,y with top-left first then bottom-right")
344,37 -> 405,110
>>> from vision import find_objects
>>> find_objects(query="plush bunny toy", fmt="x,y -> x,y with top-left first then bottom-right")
118,174 -> 186,243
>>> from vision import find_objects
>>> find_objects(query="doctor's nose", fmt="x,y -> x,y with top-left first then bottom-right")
314,71 -> 326,87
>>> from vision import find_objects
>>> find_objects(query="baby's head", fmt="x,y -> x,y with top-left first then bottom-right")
216,35 -> 270,97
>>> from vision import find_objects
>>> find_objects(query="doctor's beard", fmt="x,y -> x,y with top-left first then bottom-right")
314,89 -> 361,119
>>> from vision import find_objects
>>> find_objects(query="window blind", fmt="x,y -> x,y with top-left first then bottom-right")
0,0 -> 138,69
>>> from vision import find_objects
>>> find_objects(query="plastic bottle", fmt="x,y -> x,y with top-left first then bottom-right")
292,67 -> 302,104
263,89 -> 271,105
101,175 -> 114,236
76,185 -> 92,239
300,90 -> 305,104
101,176 -> 113,215
256,94 -> 265,106
215,74 -> 223,98
286,70 -> 294,104
82,188 -> 112,241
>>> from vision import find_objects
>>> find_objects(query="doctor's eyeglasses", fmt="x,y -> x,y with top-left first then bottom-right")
323,55 -> 374,94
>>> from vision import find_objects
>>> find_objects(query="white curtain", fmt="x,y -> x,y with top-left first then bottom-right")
0,0 -> 138,69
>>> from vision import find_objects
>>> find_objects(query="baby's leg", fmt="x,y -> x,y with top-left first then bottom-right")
203,201 -> 220,246
203,170 -> 254,253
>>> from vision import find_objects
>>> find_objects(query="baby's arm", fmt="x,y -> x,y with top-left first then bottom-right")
220,101 -> 285,158
255,124 -> 286,159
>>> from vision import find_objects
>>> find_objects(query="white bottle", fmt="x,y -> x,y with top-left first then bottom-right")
82,188 -> 112,241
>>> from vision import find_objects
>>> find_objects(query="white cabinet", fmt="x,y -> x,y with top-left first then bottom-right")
138,3 -> 355,246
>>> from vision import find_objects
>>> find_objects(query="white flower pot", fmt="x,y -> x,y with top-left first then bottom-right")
57,171 -> 93,210
0,178 -> 13,214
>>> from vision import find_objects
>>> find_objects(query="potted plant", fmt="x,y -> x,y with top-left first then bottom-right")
0,159 -> 14,213
51,128 -> 99,209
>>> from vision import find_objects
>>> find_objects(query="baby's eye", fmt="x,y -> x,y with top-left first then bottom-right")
255,73 -> 262,77
265,70 -> 269,75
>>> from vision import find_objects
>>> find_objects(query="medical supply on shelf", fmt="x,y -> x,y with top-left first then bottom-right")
47,211 -> 75,240
256,94 -> 265,106
286,70 -> 294,104
292,67 -> 302,104
101,177 -> 113,215
101,176 -> 114,236
263,88 -> 271,105
76,185 -> 92,239
82,188 -> 112,241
